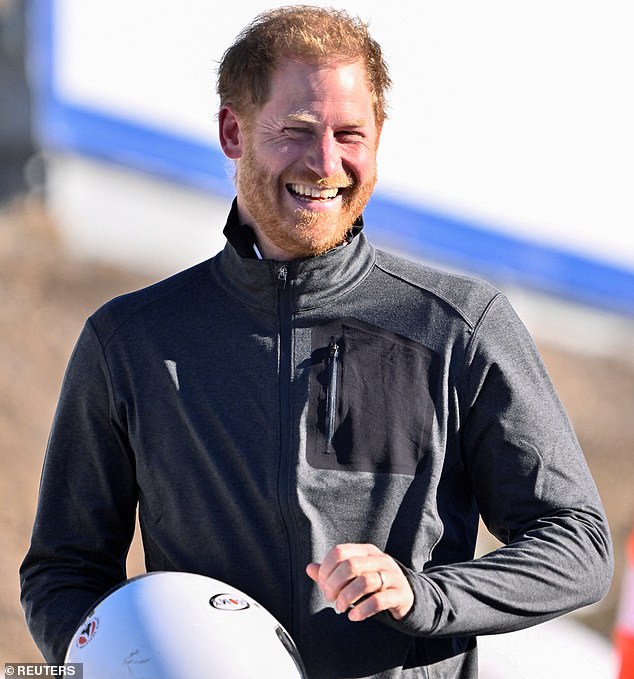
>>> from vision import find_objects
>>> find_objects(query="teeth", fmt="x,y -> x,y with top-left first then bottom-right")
289,183 -> 339,199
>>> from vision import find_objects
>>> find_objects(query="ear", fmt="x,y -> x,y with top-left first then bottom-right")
218,105 -> 244,159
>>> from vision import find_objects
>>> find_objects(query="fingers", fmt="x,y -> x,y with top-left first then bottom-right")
308,543 -> 382,590
306,543 -> 414,622
306,544 -> 382,607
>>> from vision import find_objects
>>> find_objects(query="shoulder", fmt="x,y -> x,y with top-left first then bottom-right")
88,258 -> 213,347
373,248 -> 502,329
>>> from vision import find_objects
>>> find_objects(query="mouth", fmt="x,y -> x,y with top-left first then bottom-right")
286,183 -> 345,202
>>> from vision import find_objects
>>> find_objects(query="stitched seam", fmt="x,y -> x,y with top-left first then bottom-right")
374,259 -> 477,331
99,262 -> 211,350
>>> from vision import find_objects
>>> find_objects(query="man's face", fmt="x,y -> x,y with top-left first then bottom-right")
226,58 -> 380,259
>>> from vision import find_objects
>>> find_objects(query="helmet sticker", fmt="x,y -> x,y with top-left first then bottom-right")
210,593 -> 251,611
76,617 -> 99,648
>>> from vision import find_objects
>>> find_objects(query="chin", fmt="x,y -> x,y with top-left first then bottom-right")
292,213 -> 351,256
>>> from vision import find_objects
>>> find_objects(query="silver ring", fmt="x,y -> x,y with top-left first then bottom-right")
378,570 -> 385,590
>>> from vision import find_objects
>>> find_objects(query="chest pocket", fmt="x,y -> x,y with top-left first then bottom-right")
307,317 -> 437,475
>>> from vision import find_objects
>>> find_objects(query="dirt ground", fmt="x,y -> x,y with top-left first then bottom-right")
1,198 -> 633,663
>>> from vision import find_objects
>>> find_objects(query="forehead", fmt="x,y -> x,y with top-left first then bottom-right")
262,58 -> 375,123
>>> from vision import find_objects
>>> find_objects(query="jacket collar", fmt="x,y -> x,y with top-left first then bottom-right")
221,198 -> 365,258
211,199 -> 375,313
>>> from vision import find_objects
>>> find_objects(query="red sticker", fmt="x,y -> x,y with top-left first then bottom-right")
76,617 -> 99,648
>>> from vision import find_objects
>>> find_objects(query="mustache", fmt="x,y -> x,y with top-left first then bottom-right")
283,171 -> 355,190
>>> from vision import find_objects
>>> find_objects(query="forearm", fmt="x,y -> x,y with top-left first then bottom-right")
21,550 -> 129,663
20,476 -> 136,662
383,506 -> 612,638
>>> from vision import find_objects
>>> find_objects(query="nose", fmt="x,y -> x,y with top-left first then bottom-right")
305,131 -> 342,179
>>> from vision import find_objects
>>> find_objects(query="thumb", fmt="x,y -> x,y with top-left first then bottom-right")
305,562 -> 321,582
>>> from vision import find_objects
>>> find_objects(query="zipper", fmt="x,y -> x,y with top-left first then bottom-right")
275,262 -> 298,639
277,263 -> 288,290
325,337 -> 339,452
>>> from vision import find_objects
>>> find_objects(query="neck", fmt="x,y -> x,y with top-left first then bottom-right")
252,229 -> 298,261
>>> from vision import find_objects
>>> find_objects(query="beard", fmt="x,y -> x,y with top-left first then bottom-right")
236,139 -> 376,259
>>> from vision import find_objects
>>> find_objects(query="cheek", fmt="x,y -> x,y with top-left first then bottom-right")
348,156 -> 376,184
265,147 -> 298,177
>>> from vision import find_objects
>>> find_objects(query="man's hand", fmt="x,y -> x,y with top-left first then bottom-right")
306,543 -> 414,622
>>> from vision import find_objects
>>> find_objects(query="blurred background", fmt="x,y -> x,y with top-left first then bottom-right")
1,0 -> 633,676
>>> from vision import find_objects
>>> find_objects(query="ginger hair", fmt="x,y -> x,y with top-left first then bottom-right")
217,5 -> 391,126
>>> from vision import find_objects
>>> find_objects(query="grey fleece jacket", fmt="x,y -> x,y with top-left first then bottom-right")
21,203 -> 613,678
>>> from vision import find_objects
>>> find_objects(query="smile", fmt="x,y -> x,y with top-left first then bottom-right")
287,183 -> 341,201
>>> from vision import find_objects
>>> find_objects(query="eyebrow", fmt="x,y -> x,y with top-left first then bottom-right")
285,111 -> 368,128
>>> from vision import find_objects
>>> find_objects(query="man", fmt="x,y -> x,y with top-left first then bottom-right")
21,6 -> 613,678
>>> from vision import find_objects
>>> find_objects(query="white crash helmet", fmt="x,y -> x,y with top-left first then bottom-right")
65,571 -> 307,678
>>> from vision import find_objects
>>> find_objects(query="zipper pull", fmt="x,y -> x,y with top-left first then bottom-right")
277,264 -> 288,290
325,337 -> 339,453
329,337 -> 339,361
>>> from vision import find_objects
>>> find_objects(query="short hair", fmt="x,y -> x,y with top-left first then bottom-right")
217,5 -> 391,126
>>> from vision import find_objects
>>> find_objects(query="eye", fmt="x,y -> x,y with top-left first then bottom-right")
336,130 -> 365,142
284,126 -> 312,138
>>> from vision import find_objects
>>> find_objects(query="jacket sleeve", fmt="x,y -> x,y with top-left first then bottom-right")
387,293 -> 613,638
20,320 -> 137,662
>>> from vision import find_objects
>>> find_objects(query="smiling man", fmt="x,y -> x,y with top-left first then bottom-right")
21,6 -> 613,679
220,57 -> 379,260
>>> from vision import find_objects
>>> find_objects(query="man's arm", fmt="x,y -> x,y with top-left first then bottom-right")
308,294 -> 613,638
20,320 -> 137,662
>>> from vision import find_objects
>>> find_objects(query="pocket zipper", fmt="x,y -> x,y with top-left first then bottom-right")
325,337 -> 339,452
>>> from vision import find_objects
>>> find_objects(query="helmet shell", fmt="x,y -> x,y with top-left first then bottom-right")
65,571 -> 306,678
